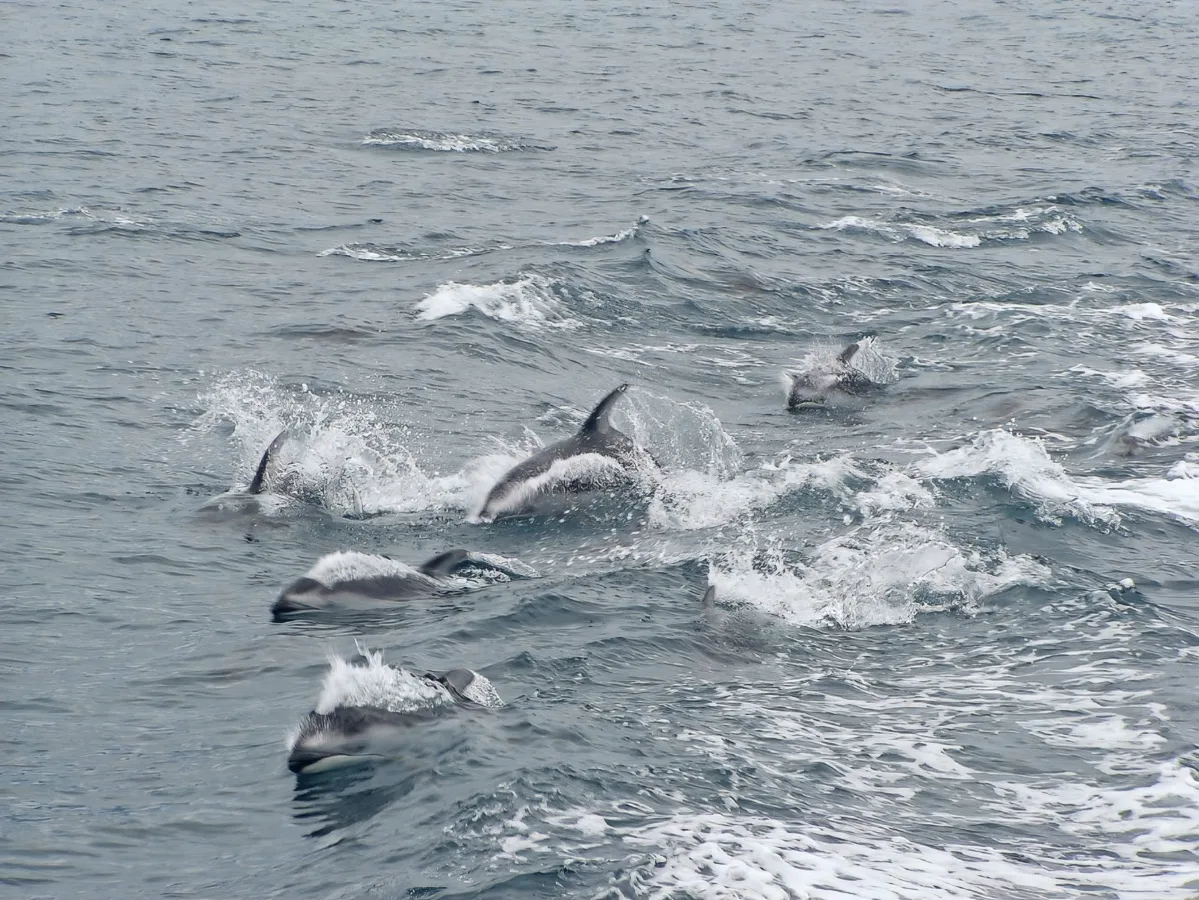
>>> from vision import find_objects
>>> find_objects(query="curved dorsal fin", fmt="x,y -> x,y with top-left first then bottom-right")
580,384 -> 630,435
248,430 -> 288,494
702,585 -> 716,607
838,342 -> 860,366
418,549 -> 470,577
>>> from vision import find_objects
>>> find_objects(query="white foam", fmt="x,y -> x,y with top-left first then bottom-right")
553,217 -> 647,247
193,370 -> 474,518
361,128 -> 539,152
415,274 -> 578,329
1118,302 -> 1176,323
708,521 -> 1048,628
818,215 -> 980,248
853,471 -> 937,516
319,242 -> 502,262
614,803 -> 1199,900
647,455 -> 859,531
1076,470 -> 1199,528
904,223 -> 981,248
1071,364 -> 1151,389
313,649 -> 454,716
818,204 -> 1083,252
912,429 -> 1121,528
304,551 -> 428,589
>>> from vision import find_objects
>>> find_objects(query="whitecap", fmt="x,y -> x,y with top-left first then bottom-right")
361,128 -> 547,152
414,273 -> 579,329
912,429 -> 1122,528
319,242 -> 502,262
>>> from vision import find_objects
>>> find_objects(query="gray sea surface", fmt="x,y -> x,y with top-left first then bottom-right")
4,0 -> 1199,897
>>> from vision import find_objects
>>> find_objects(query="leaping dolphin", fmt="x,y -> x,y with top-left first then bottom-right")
287,667 -> 501,774
474,384 -> 655,523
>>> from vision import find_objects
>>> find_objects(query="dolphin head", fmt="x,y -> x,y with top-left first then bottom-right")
272,577 -> 334,619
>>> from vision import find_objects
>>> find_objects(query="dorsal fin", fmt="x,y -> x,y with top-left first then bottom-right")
248,430 -> 288,494
418,549 -> 471,577
702,585 -> 716,607
838,342 -> 860,366
580,384 -> 630,435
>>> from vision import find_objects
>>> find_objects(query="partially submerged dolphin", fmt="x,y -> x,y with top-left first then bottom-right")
272,548 -> 535,619
474,384 -> 655,522
287,665 -> 501,774
199,430 -> 289,513
784,344 -> 874,410
784,338 -> 897,411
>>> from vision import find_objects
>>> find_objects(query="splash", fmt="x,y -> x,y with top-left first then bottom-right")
415,273 -> 580,329
912,429 -> 1121,528
707,521 -> 1049,628
193,370 -> 470,517
551,216 -> 648,247
648,455 -> 860,531
303,551 -> 428,588
313,649 -> 456,716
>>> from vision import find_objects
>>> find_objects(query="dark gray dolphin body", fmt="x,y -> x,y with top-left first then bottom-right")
287,668 -> 495,774
199,430 -> 289,513
785,344 -> 876,411
271,549 -> 530,620
475,384 -> 652,522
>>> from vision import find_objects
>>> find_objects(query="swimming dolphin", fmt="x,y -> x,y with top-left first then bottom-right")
271,549 -> 535,620
784,343 -> 878,411
199,430 -> 289,513
475,384 -> 654,523
287,667 -> 500,774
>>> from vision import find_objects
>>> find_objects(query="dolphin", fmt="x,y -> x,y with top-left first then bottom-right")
475,384 -> 654,523
287,668 -> 500,774
784,343 -> 878,411
199,430 -> 289,513
271,548 -> 535,620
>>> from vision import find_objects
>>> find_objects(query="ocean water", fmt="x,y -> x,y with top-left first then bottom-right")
4,0 -> 1199,896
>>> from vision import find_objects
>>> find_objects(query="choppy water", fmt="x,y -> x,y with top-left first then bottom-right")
5,0 -> 1199,897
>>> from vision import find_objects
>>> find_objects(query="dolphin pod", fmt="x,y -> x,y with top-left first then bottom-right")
253,378 -> 868,775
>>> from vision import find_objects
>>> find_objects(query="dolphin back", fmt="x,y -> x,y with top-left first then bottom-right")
248,430 -> 288,494
580,384 -> 630,435
419,550 -> 472,577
